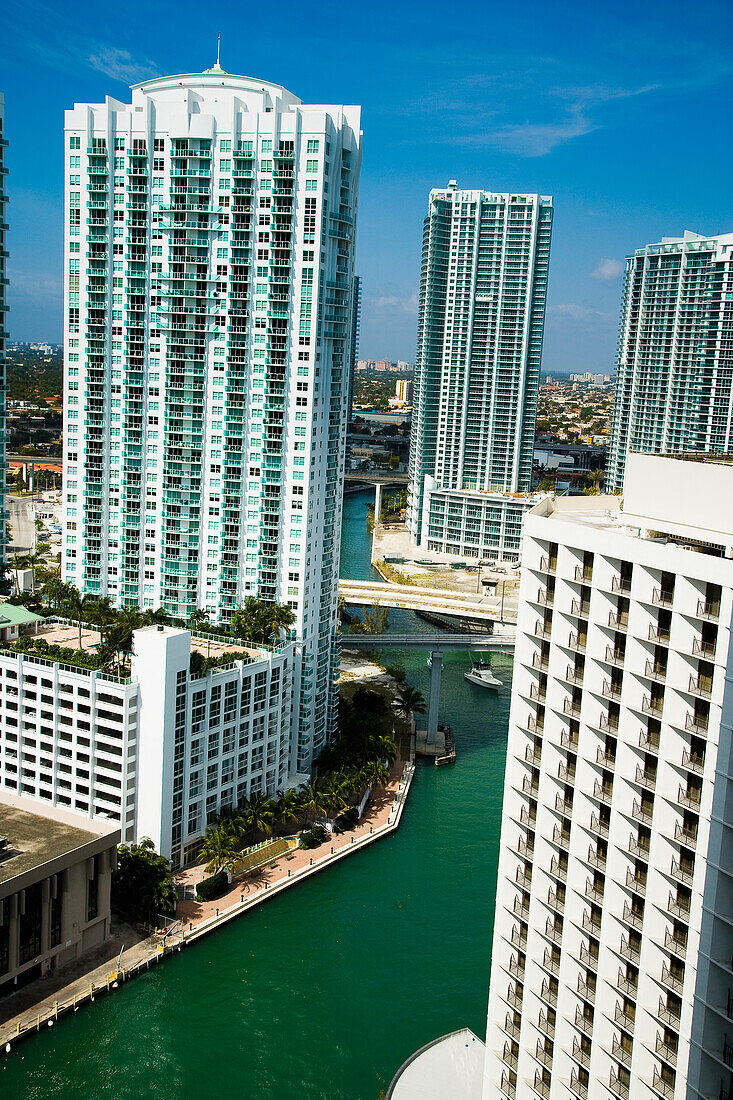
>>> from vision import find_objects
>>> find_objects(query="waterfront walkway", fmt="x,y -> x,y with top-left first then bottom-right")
0,759 -> 416,1053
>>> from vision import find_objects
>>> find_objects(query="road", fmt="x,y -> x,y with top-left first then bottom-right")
338,578 -> 519,623
7,495 -> 37,554
339,630 -> 516,651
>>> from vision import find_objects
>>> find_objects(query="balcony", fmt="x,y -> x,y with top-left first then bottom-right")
609,610 -> 629,630
582,910 -> 602,935
552,824 -> 571,849
532,651 -> 549,671
579,943 -> 599,971
577,973 -> 596,1004
664,927 -> 688,959
603,678 -> 624,701
571,598 -> 591,618
597,745 -> 617,768
566,664 -> 584,685
632,800 -> 654,826
500,1070 -> 516,1099
600,713 -> 620,734
536,587 -> 554,607
513,895 -> 530,919
684,711 -> 709,735
533,1071 -> 551,1099
574,1005 -> 594,1035
614,1000 -> 636,1032
539,554 -> 557,574
697,598 -> 720,621
629,833 -> 651,860
605,645 -> 626,668
547,887 -> 565,914
618,967 -> 638,999
652,586 -> 675,608
661,962 -> 684,995
593,779 -> 614,806
545,918 -> 563,946
568,631 -> 587,652
612,574 -> 632,595
688,672 -> 712,700
590,812 -> 609,838
642,694 -> 665,716
649,622 -> 671,645
535,619 -> 552,639
644,659 -> 667,683
692,636 -> 716,658
609,1070 -> 630,1100
674,820 -> 697,848
511,925 -> 528,950
651,1069 -> 676,1099
503,1014 -> 521,1041
622,901 -> 644,931
620,936 -> 641,964
538,1009 -> 555,1038
678,783 -> 702,812
681,748 -> 705,776
658,996 -> 681,1028
587,844 -> 606,870
555,792 -> 574,815
571,1036 -> 590,1068
655,1033 -> 678,1067
640,727 -> 661,753
569,1069 -> 589,1099
635,763 -> 657,790
543,948 -> 560,974
535,1039 -> 553,1068
516,865 -> 533,890
626,867 -> 647,896
561,728 -> 580,750
558,760 -> 576,784
563,697 -> 582,718
550,854 -> 568,881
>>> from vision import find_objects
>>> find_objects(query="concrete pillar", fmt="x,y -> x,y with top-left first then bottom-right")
374,482 -> 383,525
426,650 -> 443,746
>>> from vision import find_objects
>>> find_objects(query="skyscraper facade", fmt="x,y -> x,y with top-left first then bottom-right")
407,183 -> 553,553
607,230 -> 733,492
485,453 -> 733,1100
61,67 -> 361,771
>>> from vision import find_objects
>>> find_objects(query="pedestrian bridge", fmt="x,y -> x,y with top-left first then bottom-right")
339,579 -> 517,624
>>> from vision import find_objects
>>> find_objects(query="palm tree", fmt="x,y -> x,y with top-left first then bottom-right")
351,602 -> 390,635
10,553 -> 25,595
363,760 -> 390,789
232,597 -> 295,645
85,596 -> 116,647
199,822 -> 240,874
238,793 -> 275,840
188,609 -> 210,633
66,586 -> 89,650
273,787 -> 300,833
395,684 -> 426,722
23,542 -> 52,594
298,782 -> 326,826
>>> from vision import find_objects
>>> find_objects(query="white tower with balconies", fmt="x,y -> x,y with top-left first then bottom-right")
61,68 -> 361,772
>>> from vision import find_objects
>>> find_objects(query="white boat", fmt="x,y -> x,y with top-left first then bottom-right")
464,659 -> 503,690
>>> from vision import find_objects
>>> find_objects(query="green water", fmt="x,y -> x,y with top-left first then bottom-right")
4,489 -> 510,1100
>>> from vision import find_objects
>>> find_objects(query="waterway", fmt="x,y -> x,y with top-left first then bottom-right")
4,488 -> 511,1100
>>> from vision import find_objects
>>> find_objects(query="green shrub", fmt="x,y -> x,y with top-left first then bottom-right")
196,870 -> 229,901
299,825 -> 327,850
334,807 -> 359,833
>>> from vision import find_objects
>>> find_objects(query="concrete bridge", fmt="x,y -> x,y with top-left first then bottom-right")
339,578 -> 518,624
339,627 -> 516,749
344,472 -> 409,485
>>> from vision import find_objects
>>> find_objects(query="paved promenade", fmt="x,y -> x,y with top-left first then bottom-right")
0,759 -> 415,1053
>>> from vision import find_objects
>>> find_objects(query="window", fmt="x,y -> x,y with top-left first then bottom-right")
306,159 -> 318,173
220,139 -> 231,152
307,139 -> 319,154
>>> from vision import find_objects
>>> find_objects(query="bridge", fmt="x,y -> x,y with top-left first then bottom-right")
344,472 -> 409,485
339,627 -> 516,749
339,578 -> 518,624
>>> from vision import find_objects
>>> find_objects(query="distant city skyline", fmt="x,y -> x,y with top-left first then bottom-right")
2,0 -> 731,373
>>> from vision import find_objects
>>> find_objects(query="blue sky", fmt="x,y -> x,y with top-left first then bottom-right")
2,0 -> 731,371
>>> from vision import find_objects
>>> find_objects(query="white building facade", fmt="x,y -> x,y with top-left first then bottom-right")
418,476 -> 541,563
607,231 -> 733,492
0,625 -> 294,869
61,67 -> 362,773
485,454 -> 733,1100
407,184 -> 553,551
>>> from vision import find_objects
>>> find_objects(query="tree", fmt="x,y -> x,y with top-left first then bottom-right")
85,596 -> 116,646
198,822 -> 240,873
395,683 -> 426,721
273,787 -> 301,832
232,597 -> 295,645
298,782 -> 326,826
237,793 -> 275,840
65,586 -> 90,650
188,609 -> 210,633
350,602 -> 390,635
112,838 -> 177,920
22,542 -> 52,595
10,553 -> 25,595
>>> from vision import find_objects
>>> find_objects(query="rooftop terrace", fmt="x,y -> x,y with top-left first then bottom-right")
0,800 -> 101,885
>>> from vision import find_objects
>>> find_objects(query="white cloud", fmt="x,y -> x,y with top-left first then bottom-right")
88,47 -> 157,84
548,303 -> 612,325
591,258 -> 624,280
371,292 -> 418,315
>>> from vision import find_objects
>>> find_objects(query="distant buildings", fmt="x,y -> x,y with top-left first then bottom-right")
394,379 -> 413,405
569,373 -> 611,385
355,358 -> 410,373
607,231 -> 733,491
407,182 -> 553,560
61,66 -> 362,773
485,452 -> 733,1100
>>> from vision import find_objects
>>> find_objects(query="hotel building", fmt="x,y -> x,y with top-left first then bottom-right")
485,453 -> 733,1100
407,183 -> 553,560
61,66 -> 361,773
607,231 -> 733,492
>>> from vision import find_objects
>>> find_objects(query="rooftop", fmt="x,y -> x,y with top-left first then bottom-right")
387,1029 -> 485,1100
0,603 -> 44,627
0,799 -> 103,885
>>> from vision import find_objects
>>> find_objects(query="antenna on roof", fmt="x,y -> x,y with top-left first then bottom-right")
217,34 -> 221,67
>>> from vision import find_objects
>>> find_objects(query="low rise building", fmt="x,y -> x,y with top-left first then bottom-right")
418,475 -> 545,563
0,793 -> 118,994
0,624 -> 295,869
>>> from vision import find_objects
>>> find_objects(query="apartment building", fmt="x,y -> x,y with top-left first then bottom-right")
607,231 -> 733,491
407,183 -> 553,555
485,453 -> 733,1100
61,66 -> 361,772
417,478 -> 542,563
0,622 -> 294,869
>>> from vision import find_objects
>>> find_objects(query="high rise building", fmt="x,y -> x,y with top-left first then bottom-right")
607,231 -> 733,492
61,66 -> 361,772
347,274 -> 361,424
407,183 -> 553,558
0,95 -> 8,578
484,453 -> 733,1100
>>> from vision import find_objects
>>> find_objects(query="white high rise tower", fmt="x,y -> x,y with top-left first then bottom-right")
61,67 -> 361,771
407,183 -> 553,560
607,231 -> 733,492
